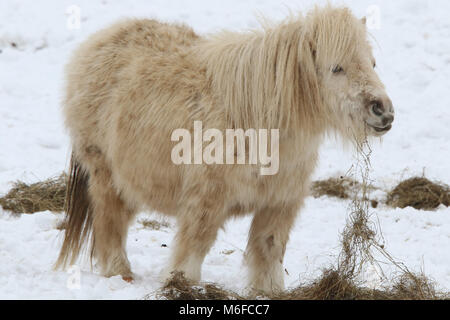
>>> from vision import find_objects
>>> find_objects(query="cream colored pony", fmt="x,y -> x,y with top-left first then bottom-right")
56,6 -> 394,295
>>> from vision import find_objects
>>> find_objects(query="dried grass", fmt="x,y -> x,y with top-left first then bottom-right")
387,177 -> 450,210
276,269 -> 389,300
311,175 -> 450,212
157,269 -> 443,300
0,167 -> 447,300
2,173 -> 447,215
139,218 -> 170,230
311,177 -> 359,200
153,272 -> 244,300
0,174 -> 67,214
276,269 -> 443,300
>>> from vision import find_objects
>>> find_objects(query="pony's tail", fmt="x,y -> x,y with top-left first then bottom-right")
54,153 -> 94,270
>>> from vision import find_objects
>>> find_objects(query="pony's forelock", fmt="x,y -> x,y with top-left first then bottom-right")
308,6 -> 369,67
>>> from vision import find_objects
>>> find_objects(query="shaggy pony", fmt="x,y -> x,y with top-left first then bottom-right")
56,6 -> 394,294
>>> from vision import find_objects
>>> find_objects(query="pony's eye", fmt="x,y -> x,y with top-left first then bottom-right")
373,62 -> 376,69
332,65 -> 344,74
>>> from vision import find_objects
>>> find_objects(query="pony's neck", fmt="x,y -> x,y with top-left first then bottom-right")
195,20 -> 327,140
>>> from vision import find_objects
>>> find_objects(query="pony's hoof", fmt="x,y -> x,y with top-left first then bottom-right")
122,275 -> 134,283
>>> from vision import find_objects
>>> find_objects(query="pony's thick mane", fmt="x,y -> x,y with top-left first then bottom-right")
195,6 -> 370,143
195,16 -> 325,136
308,6 -> 365,67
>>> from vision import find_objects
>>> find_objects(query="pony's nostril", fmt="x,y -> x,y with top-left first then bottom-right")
371,101 -> 384,117
382,114 -> 394,126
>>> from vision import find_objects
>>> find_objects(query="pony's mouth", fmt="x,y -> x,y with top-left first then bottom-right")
367,123 -> 392,133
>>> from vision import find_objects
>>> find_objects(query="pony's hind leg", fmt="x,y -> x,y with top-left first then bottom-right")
88,161 -> 137,280
245,204 -> 299,295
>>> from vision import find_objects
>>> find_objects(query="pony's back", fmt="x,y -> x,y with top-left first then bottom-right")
63,19 -> 200,153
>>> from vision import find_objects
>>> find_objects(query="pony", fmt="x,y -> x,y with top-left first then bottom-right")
55,6 -> 394,295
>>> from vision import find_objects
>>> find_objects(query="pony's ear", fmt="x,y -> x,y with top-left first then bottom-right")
361,17 -> 367,25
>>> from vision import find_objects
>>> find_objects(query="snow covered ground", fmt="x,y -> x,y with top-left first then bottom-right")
0,0 -> 449,299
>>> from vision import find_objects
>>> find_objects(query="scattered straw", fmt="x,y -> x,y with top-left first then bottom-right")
1,172 -> 447,215
391,272 -> 439,300
277,269 -> 442,300
139,218 -> 170,230
155,145 -> 446,301
276,269 -> 390,300
154,272 -> 244,300
0,174 -> 67,214
155,269 -> 443,300
311,177 -> 360,200
0,165 -> 447,300
387,177 -> 450,210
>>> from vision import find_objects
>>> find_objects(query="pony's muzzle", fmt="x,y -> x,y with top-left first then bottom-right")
366,97 -> 394,134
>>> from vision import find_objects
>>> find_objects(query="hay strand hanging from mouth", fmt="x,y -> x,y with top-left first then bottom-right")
329,138 -> 440,300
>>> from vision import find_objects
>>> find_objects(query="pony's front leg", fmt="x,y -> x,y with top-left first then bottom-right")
245,204 -> 299,295
162,197 -> 227,283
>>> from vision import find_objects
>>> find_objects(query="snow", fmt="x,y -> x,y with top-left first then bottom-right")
0,0 -> 449,299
